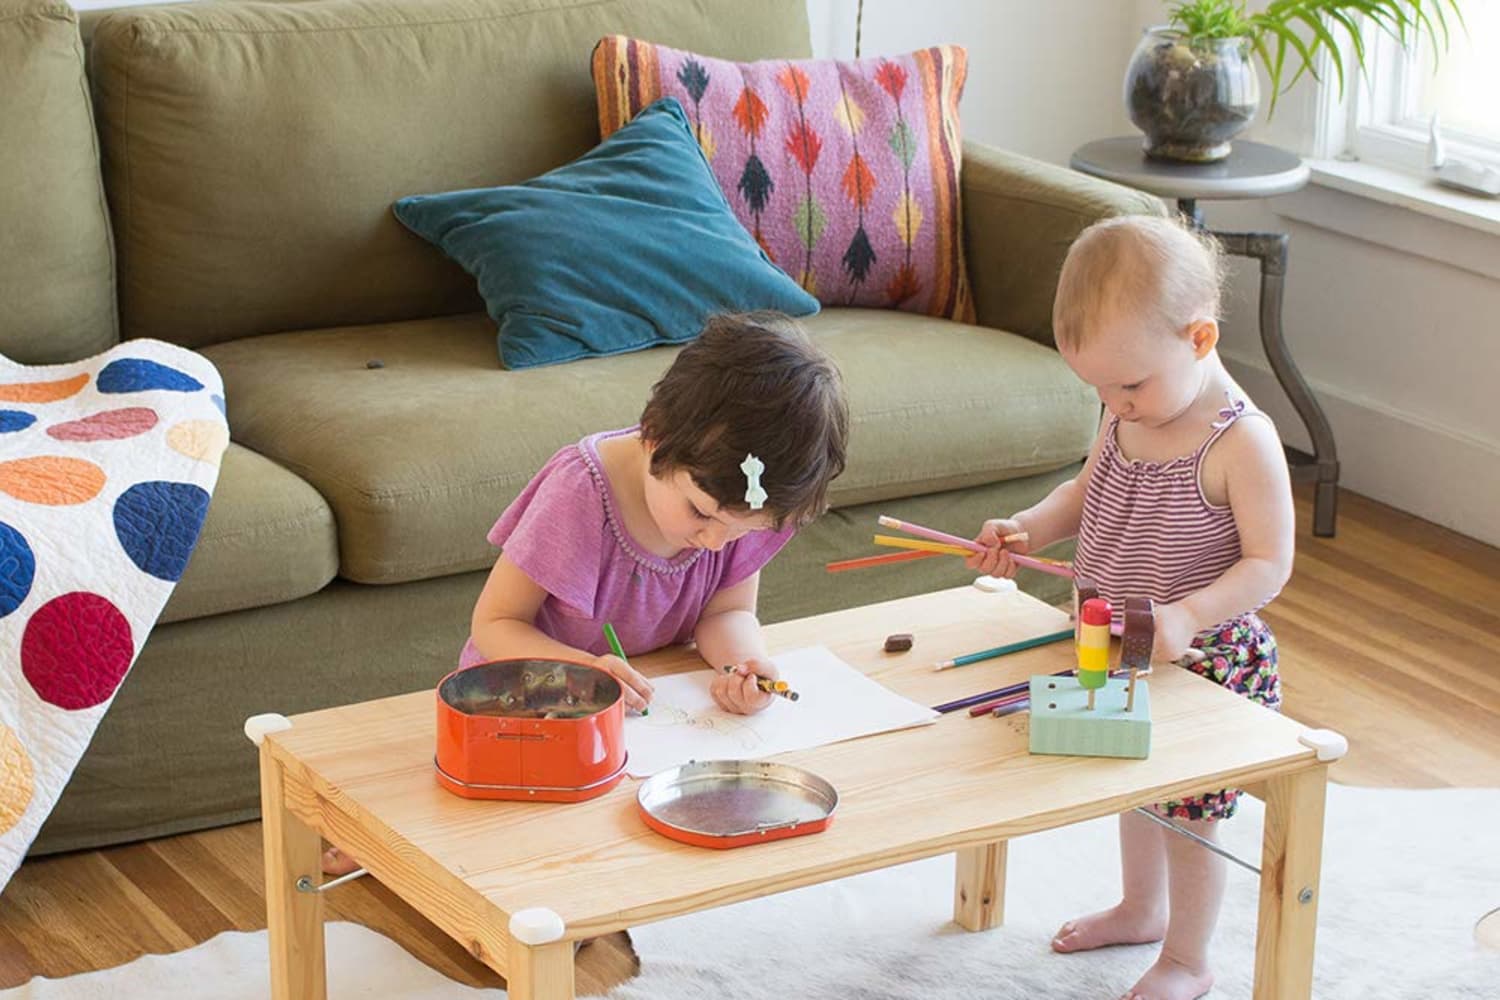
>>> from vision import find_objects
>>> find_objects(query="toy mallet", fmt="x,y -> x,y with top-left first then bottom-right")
1077,597 -> 1112,710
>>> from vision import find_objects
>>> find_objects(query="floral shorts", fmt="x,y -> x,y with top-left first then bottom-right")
1153,613 -> 1281,822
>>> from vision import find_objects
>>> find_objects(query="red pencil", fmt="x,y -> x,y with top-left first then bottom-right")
825,549 -> 942,573
967,690 -> 1030,717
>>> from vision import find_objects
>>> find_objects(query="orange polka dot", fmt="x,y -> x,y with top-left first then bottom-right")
0,723 -> 34,836
0,456 -> 107,505
166,420 -> 229,464
0,373 -> 89,403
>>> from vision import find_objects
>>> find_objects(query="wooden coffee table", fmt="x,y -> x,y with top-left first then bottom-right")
251,585 -> 1342,999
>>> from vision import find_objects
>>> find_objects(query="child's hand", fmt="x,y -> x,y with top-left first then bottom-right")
711,656 -> 778,715
964,517 -> 1029,577
1152,603 -> 1199,665
593,653 -> 654,712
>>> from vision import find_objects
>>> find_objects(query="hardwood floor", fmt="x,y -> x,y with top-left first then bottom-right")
1,485 -> 1496,989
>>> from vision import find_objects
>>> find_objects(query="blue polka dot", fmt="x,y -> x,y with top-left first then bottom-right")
98,359 -> 205,394
0,521 -> 35,619
113,481 -> 211,581
0,411 -> 36,433
211,394 -> 226,415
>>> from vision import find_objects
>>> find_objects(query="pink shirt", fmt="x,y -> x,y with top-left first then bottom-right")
458,427 -> 793,667
1073,398 -> 1267,628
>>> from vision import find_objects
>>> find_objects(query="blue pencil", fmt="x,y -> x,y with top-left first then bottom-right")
933,627 -> 1075,671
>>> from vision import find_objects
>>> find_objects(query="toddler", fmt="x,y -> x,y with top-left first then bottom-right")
969,215 -> 1295,1000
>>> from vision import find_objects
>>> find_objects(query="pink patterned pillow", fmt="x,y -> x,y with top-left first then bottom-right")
593,39 -> 973,322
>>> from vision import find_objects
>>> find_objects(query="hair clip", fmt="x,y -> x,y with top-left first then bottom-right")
741,453 -> 767,510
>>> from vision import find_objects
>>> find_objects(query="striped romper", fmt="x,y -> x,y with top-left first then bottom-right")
1073,397 -> 1282,821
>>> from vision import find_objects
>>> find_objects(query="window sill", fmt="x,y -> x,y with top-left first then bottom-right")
1269,158 -> 1500,282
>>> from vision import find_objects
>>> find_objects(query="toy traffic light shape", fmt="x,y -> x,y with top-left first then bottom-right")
1028,583 -> 1153,759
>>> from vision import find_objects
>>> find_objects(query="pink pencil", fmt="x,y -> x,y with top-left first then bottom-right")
877,515 -> 985,554
1009,552 -> 1075,579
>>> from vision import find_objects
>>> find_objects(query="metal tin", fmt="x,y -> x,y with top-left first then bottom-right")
636,760 -> 838,849
434,658 -> 626,802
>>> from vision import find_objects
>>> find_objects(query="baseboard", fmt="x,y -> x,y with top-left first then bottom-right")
1223,352 -> 1500,547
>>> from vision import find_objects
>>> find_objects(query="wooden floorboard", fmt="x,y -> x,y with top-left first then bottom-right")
1,484 -> 1495,988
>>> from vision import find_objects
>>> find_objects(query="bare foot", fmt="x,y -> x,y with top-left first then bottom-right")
321,845 -> 361,876
1120,953 -> 1213,1000
1051,903 -> 1166,953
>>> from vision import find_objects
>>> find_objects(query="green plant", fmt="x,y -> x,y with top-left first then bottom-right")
1165,0 -> 1466,114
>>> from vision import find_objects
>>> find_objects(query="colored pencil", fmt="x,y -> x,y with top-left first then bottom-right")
934,627 -> 1076,671
877,515 -> 985,553
932,668 -> 1071,714
992,699 -> 1029,718
826,549 -> 941,573
872,534 -> 972,557
967,690 -> 1030,716
721,664 -> 800,702
602,622 -> 647,716
1008,552 -> 1076,579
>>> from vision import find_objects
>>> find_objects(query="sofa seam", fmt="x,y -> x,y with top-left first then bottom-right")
123,0 -> 618,38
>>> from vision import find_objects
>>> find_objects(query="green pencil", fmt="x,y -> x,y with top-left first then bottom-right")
933,627 -> 1075,671
602,622 -> 646,715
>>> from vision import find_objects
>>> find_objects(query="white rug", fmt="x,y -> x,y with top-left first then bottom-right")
5,785 -> 1497,999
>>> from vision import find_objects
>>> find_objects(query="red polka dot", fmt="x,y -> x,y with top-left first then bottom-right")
22,593 -> 135,710
47,407 -> 159,442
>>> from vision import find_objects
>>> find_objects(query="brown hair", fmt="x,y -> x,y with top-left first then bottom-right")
640,312 -> 849,529
1052,215 -> 1226,351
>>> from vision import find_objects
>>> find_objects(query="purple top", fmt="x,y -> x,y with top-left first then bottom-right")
458,427 -> 794,668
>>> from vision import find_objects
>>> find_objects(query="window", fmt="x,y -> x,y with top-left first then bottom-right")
1333,8 -> 1500,174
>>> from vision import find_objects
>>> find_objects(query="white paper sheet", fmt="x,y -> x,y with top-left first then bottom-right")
624,645 -> 938,777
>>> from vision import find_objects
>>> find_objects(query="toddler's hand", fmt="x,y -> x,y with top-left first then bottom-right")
711,656 -> 777,715
593,653 -> 654,712
964,517 -> 1029,578
1151,603 -> 1199,665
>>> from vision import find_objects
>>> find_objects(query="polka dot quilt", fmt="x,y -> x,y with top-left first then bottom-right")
0,340 -> 227,889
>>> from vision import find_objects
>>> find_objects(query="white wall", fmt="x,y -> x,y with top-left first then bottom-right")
806,0 -> 1137,163
809,0 -> 1500,545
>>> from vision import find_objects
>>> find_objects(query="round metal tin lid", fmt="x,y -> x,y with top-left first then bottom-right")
636,760 -> 838,839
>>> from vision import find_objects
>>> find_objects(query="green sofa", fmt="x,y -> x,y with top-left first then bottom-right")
2,0 -> 1162,855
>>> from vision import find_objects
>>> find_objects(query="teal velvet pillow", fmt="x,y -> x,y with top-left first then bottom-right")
393,98 -> 820,370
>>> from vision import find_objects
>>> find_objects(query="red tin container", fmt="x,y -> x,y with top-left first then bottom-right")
635,760 -> 838,849
434,658 -> 627,802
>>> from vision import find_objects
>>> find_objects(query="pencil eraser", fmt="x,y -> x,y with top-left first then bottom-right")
883,633 -> 914,653
973,575 -> 1016,593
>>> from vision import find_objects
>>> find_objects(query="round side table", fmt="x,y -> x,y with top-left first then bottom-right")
1071,137 -> 1339,537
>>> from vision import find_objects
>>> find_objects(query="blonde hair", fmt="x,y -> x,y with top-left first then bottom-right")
1052,215 -> 1225,351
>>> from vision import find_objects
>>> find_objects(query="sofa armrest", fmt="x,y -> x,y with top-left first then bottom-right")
961,141 -> 1166,347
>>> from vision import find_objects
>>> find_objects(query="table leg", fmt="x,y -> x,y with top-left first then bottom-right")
506,939 -> 575,1000
260,748 -> 326,1000
953,841 -> 1007,931
1177,199 -> 1341,537
1252,766 -> 1328,1000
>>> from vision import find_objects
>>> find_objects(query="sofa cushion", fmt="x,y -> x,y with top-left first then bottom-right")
0,0 -> 116,363
202,310 -> 1097,585
160,443 -> 339,623
593,38 -> 972,321
393,98 -> 818,370
88,0 -> 813,350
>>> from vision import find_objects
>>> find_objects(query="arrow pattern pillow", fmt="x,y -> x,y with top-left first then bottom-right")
593,39 -> 973,322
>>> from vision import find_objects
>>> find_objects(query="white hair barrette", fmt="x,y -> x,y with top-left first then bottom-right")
741,453 -> 767,510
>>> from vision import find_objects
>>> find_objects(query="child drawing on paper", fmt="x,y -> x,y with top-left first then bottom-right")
322,314 -> 847,875
968,216 -> 1294,1000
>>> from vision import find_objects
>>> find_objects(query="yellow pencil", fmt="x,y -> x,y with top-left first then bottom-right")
872,534 -> 971,557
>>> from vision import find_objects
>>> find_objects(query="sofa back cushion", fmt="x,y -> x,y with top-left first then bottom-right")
0,0 -> 116,363
89,0 -> 812,350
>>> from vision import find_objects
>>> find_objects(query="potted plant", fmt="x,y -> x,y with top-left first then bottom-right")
1126,0 -> 1465,162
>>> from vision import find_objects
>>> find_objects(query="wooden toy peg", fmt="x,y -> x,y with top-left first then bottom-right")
1121,597 -> 1154,713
